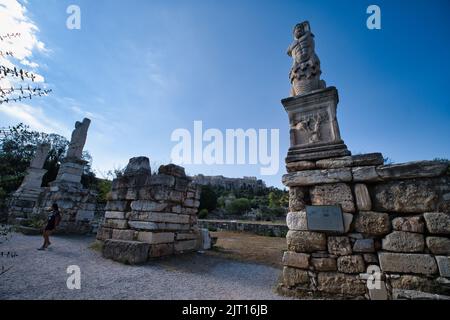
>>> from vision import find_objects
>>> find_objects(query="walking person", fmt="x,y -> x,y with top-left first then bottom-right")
38,203 -> 61,250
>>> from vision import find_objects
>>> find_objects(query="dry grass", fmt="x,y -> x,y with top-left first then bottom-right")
207,231 -> 287,268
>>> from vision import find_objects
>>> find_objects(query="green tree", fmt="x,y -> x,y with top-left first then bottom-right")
199,185 -> 218,212
226,198 -> 251,215
0,123 -> 96,199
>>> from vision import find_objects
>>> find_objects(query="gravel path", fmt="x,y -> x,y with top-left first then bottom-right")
0,233 -> 288,300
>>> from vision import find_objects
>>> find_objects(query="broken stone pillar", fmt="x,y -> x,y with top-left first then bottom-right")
54,118 -> 91,186
7,143 -> 50,224
97,156 -> 208,264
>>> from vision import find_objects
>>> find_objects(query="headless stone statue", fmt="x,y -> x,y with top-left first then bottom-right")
66,118 -> 91,160
287,21 -> 325,96
30,143 -> 50,169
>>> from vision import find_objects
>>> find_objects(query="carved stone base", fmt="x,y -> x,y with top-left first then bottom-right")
286,141 -> 351,162
53,158 -> 87,186
282,86 -> 350,162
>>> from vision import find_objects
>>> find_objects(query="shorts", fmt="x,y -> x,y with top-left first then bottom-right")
45,224 -> 55,231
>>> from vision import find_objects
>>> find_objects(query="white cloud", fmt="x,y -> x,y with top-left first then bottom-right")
0,0 -> 47,91
0,102 -> 69,135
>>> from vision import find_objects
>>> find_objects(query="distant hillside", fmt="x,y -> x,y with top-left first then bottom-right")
193,174 -> 266,191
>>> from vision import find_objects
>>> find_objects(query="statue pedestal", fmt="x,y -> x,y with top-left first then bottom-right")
54,158 -> 87,186
282,86 -> 350,162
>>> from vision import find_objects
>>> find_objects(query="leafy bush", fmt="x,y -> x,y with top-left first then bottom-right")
198,208 -> 208,219
23,217 -> 46,229
226,198 -> 251,215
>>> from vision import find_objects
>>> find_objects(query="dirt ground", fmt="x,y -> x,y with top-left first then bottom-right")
207,231 -> 287,268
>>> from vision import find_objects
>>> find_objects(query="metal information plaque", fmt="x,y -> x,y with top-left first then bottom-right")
306,205 -> 344,233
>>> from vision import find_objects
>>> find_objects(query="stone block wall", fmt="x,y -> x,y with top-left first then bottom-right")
96,157 -> 208,264
32,183 -> 98,234
279,153 -> 450,299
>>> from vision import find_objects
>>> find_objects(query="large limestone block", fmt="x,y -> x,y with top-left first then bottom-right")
124,156 -> 151,175
128,221 -> 158,231
286,161 -> 316,172
337,255 -> 365,274
282,266 -> 309,287
105,200 -> 129,211
130,200 -> 167,212
354,211 -> 390,236
282,168 -> 352,187
328,236 -> 352,256
156,222 -> 191,231
311,258 -> 337,271
104,211 -> 125,219
351,153 -> 384,166
353,239 -> 375,253
382,231 -> 425,253
435,256 -> 450,278
137,232 -> 174,244
287,230 -> 327,252
378,252 -> 438,275
102,239 -> 149,264
176,232 -> 199,241
286,211 -> 307,231
282,251 -> 310,269
147,174 -> 175,187
317,272 -> 366,296
376,161 -> 448,180
354,184 -> 372,211
315,156 -> 353,169
174,177 -> 190,192
390,275 -> 444,295
426,237 -> 450,255
75,210 -> 94,222
174,239 -> 198,253
103,219 -> 128,229
148,243 -> 174,258
289,187 -> 308,211
392,216 -> 425,233
96,226 -> 113,241
372,180 -> 439,213
127,212 -> 190,224
310,183 -> 355,212
112,229 -> 136,241
183,198 -> 200,208
423,212 -> 450,234
352,166 -> 381,182
158,164 -> 186,177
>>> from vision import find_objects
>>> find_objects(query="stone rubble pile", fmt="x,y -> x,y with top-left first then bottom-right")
96,157 -> 211,264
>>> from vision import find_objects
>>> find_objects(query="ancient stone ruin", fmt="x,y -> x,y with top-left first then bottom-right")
8,143 -> 50,223
96,157 -> 210,264
278,21 -> 450,300
8,118 -> 99,234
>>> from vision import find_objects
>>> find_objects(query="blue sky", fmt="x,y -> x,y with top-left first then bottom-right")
1,0 -> 449,188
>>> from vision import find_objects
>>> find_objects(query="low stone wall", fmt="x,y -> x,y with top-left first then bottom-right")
198,219 -> 288,237
32,183 -> 98,234
279,153 -> 450,299
96,157 -> 210,264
